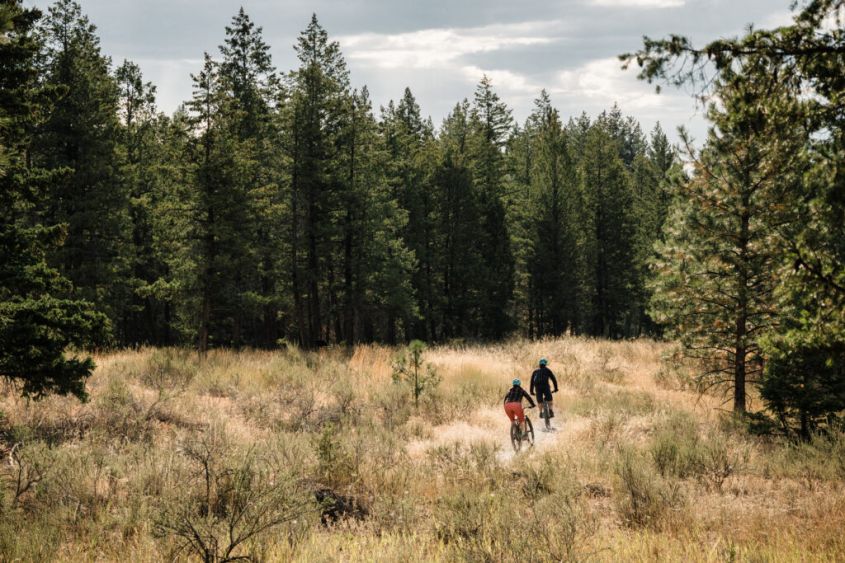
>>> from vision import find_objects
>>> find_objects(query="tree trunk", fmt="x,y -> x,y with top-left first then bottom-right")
306,193 -> 321,346
291,119 -> 307,347
733,186 -> 751,414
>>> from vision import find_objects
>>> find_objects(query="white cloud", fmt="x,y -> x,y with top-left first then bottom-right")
546,57 -> 701,140
554,57 -> 667,109
341,18 -> 699,137
338,21 -> 558,70
459,65 -> 540,96
589,0 -> 684,7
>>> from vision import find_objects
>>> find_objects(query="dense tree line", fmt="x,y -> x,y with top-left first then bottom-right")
1,0 -> 678,367
2,0 -> 841,438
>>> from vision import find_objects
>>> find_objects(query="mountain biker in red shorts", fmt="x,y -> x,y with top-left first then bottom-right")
503,378 -> 536,436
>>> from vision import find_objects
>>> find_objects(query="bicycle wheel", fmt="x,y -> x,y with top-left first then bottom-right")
525,416 -> 535,447
543,403 -> 551,430
510,421 -> 521,452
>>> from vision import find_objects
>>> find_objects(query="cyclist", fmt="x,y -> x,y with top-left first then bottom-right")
530,358 -> 559,426
503,378 -> 536,437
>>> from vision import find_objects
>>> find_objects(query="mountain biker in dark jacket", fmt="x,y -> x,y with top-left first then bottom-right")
530,358 -> 558,420
503,378 -> 536,435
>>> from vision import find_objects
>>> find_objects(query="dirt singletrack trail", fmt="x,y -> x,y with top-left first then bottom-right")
405,404 -> 590,463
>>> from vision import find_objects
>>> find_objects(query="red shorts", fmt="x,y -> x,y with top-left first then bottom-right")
504,402 -> 525,423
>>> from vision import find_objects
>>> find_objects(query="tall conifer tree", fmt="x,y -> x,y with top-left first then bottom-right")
115,59 -> 173,345
285,15 -> 349,347
578,120 -> 636,337
219,8 -> 282,347
35,0 -> 129,335
524,92 -> 578,336
0,0 -> 105,398
434,100 -> 484,338
382,88 -> 438,340
469,76 -> 515,338
649,78 -> 789,412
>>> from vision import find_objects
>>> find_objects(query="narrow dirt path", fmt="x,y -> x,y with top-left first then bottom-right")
406,404 -> 582,464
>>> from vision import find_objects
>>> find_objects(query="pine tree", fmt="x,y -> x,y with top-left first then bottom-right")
34,0 -> 130,336
115,59 -> 172,345
503,120 -> 533,335
628,123 -> 679,335
625,0 -> 845,419
578,120 -> 636,337
522,92 -> 578,336
649,77 -> 789,412
434,100 -> 484,338
0,0 -> 106,399
469,76 -> 515,338
603,103 -> 646,167
183,54 -> 249,351
339,88 -> 416,342
219,7 -> 277,139
761,327 -> 845,440
151,108 -> 194,346
284,15 -> 350,347
381,88 -> 437,341
219,8 -> 282,347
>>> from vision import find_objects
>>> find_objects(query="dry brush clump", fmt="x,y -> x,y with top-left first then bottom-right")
153,423 -> 314,562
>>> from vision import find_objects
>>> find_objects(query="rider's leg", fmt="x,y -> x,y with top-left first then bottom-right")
519,406 -> 526,434
505,402 -> 526,434
541,388 -> 553,418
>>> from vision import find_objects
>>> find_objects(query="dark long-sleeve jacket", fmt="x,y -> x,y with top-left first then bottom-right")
530,366 -> 559,394
503,385 -> 536,407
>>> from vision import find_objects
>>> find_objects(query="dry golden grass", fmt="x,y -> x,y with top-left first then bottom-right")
0,337 -> 843,562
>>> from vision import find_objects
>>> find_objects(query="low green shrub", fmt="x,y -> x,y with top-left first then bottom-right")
95,374 -> 155,442
615,448 -> 686,529
649,411 -> 700,478
434,483 -> 592,562
763,430 -> 845,483
649,412 -> 746,490
427,440 -> 502,486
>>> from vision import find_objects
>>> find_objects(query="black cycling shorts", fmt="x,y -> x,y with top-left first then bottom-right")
535,386 -> 553,403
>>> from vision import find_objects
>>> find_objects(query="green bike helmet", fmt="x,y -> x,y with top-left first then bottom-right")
539,358 -> 548,367
512,378 -> 521,386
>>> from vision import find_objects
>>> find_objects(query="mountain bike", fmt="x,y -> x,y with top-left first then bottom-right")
510,406 -> 535,452
539,390 -> 558,431
540,401 -> 552,431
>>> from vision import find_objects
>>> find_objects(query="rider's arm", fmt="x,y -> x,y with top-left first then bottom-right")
529,371 -> 536,395
522,388 -> 536,408
549,369 -> 559,392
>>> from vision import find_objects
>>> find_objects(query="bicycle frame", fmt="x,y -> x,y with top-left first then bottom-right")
540,401 -> 551,429
509,411 -> 534,452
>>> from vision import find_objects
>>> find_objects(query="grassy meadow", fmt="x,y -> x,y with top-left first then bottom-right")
1,338 -> 844,561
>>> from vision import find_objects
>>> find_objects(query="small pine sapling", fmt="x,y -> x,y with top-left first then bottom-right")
392,340 -> 440,409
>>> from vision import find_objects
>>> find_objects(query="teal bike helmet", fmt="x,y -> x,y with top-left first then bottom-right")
512,378 -> 521,386
539,358 -> 548,367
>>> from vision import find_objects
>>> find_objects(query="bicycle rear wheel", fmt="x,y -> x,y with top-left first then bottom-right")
525,416 -> 535,447
510,421 -> 521,452
543,403 -> 551,430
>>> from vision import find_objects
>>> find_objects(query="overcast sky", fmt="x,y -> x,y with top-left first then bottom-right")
26,0 -> 795,143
